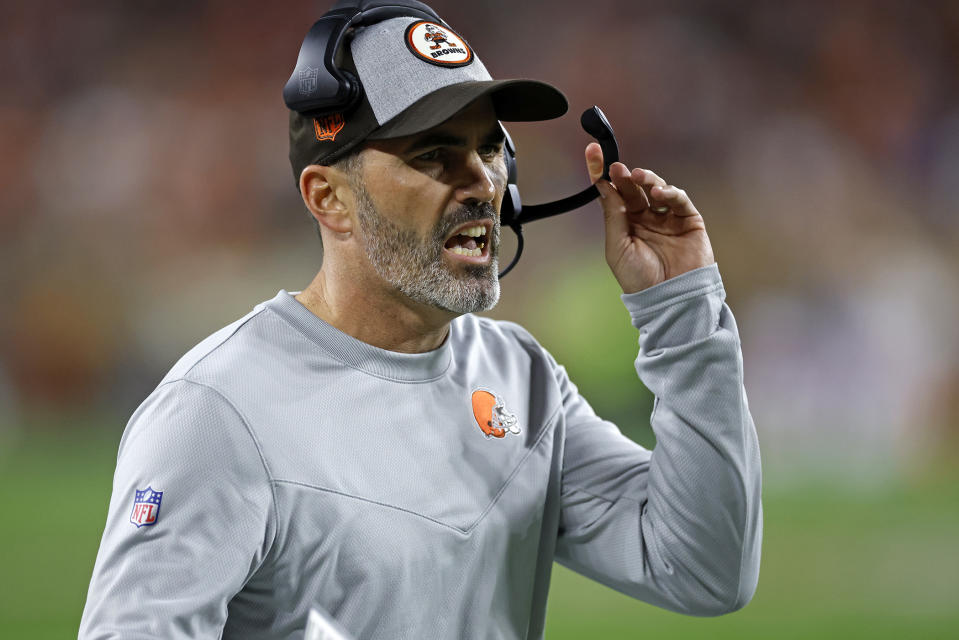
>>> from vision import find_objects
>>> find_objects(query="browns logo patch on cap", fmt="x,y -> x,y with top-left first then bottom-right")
404,21 -> 473,67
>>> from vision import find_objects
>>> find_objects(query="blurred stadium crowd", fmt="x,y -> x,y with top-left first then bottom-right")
1,0 -> 957,480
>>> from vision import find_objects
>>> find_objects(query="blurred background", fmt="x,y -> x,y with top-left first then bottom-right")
1,0 -> 957,637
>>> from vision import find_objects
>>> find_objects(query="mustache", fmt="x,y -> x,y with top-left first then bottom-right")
435,202 -> 499,240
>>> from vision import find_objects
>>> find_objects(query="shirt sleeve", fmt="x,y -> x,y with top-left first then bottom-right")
553,263 -> 763,616
79,379 -> 276,639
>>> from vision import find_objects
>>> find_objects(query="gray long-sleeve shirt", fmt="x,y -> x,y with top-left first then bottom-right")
79,263 -> 762,639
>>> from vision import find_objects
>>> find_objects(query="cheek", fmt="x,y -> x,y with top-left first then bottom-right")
492,158 -> 508,187
366,167 -> 450,221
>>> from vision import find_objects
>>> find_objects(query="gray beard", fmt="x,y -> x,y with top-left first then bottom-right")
353,182 -> 501,314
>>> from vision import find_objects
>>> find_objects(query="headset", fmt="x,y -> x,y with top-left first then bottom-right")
284,0 -> 620,278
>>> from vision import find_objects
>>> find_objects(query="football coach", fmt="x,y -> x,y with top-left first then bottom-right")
79,2 -> 762,638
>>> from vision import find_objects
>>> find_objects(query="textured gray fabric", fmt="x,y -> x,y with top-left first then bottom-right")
79,263 -> 762,639
352,17 -> 491,126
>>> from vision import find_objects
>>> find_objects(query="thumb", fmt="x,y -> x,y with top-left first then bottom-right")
585,142 -> 630,242
585,141 -> 605,183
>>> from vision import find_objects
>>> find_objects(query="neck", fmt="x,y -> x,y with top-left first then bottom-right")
295,267 -> 455,354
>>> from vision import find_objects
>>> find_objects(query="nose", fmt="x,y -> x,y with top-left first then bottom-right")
453,150 -> 497,205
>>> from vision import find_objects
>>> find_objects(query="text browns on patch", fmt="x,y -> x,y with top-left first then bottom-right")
404,21 -> 473,67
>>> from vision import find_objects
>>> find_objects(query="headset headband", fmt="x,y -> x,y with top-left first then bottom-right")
283,0 -> 447,115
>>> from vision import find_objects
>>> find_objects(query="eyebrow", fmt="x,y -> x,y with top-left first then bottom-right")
403,125 -> 505,155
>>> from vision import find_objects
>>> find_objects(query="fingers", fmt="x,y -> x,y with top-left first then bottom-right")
631,168 -> 670,213
632,167 -> 667,190
609,162 -> 651,210
585,143 -> 630,242
649,184 -> 700,217
622,166 -> 700,218
585,145 -> 649,211
583,144 -> 700,222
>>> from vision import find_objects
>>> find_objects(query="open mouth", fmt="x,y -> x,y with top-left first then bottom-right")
443,221 -> 491,263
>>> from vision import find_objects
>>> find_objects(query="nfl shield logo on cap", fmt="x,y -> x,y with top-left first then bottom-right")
130,487 -> 163,528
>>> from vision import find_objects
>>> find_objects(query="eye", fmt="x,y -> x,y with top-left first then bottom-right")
478,143 -> 503,160
415,148 -> 444,162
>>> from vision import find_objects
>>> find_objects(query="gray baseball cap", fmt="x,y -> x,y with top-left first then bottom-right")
289,16 -> 568,180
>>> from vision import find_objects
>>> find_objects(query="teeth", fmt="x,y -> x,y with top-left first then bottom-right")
458,225 -> 485,238
449,247 -> 483,257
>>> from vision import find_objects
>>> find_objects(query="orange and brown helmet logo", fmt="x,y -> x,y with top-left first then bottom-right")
404,20 -> 473,67
471,389 -> 520,439
313,113 -> 346,142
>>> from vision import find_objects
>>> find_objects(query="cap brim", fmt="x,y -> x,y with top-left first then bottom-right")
367,79 -> 568,140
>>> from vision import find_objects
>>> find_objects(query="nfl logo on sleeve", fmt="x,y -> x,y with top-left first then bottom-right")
130,487 -> 163,528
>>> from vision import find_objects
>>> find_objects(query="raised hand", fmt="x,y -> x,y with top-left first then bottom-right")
586,142 -> 715,294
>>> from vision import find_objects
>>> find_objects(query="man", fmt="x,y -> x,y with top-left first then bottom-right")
80,7 -> 762,640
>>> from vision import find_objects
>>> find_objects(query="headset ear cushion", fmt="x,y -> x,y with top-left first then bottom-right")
503,138 -> 517,184
502,183 -> 521,226
501,132 -> 520,225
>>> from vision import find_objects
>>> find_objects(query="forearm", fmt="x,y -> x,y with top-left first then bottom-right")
625,263 -> 762,614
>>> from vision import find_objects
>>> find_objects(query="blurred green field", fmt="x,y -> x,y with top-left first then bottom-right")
1,426 -> 957,639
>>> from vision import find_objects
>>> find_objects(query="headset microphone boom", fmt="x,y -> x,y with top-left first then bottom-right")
497,105 -> 619,277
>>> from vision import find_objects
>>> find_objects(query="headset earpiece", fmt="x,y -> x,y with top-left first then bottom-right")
283,10 -> 359,114
499,123 -> 520,227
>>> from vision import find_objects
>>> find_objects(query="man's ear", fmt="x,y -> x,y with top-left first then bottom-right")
299,164 -> 354,235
